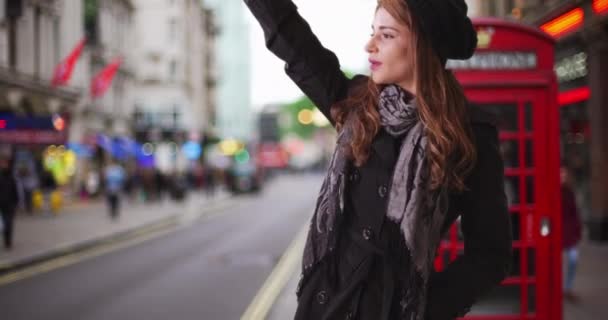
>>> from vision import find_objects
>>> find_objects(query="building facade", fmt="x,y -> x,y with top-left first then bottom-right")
0,0 -> 83,192
202,7 -> 218,137
71,0 -> 136,140
206,0 -> 251,141
0,0 -> 81,136
532,0 -> 608,242
131,0 -> 216,173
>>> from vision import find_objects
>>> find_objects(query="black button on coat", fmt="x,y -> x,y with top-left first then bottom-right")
244,1 -> 513,319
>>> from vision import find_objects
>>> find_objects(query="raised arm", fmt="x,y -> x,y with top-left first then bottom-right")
424,123 -> 513,320
244,0 -> 351,125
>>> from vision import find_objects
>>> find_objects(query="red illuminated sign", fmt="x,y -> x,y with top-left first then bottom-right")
541,8 -> 584,38
558,87 -> 590,106
594,0 -> 608,14
0,120 -> 6,129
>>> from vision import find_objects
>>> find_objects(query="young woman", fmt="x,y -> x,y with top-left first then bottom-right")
244,0 -> 513,319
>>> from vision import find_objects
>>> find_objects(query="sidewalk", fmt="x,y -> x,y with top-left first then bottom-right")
563,238 -> 608,320
267,237 -> 608,320
0,189 -> 230,273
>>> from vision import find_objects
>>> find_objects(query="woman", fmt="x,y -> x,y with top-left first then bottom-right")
560,165 -> 582,303
244,0 -> 513,319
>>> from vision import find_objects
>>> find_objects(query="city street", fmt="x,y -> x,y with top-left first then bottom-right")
0,174 -> 322,320
1,1 -> 608,320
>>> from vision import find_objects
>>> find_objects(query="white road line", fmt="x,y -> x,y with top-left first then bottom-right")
0,224 -> 176,286
241,224 -> 308,320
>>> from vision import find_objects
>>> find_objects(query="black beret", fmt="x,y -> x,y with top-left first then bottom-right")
404,0 -> 478,64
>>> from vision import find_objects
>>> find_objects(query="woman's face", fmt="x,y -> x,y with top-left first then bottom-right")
365,7 -> 416,91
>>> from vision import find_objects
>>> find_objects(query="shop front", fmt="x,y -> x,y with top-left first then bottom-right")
0,65 -> 80,209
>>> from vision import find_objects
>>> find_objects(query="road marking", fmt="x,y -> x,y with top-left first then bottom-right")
241,224 -> 308,320
0,222 -> 177,286
0,197 -> 242,286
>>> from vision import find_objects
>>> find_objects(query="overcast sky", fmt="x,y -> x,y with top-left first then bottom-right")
247,0 -> 377,110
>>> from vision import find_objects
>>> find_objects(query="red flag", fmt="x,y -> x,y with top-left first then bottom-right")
52,38 -> 86,86
91,58 -> 122,98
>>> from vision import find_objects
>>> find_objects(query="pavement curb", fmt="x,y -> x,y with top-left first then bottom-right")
0,214 -> 180,276
0,193 -> 232,276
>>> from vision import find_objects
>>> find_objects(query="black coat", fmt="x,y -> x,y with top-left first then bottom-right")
0,170 -> 19,214
245,1 -> 513,319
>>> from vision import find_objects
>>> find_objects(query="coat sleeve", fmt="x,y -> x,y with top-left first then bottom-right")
424,123 -> 514,320
243,0 -> 350,125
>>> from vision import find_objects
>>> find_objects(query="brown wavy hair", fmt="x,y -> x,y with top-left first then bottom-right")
331,0 -> 476,192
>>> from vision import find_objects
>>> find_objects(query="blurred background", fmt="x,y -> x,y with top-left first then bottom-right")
0,0 -> 607,319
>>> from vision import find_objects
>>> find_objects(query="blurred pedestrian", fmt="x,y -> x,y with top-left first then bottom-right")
203,165 -> 216,198
15,165 -> 37,214
104,159 -> 125,219
0,158 -> 18,250
123,170 -> 136,203
154,169 -> 165,201
40,168 -> 58,215
86,168 -> 100,198
561,165 -> 583,303
246,0 -> 512,319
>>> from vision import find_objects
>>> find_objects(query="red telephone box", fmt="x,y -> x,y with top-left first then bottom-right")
435,18 -> 562,320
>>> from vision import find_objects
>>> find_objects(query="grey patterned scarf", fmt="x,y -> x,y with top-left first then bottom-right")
301,84 -> 449,320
